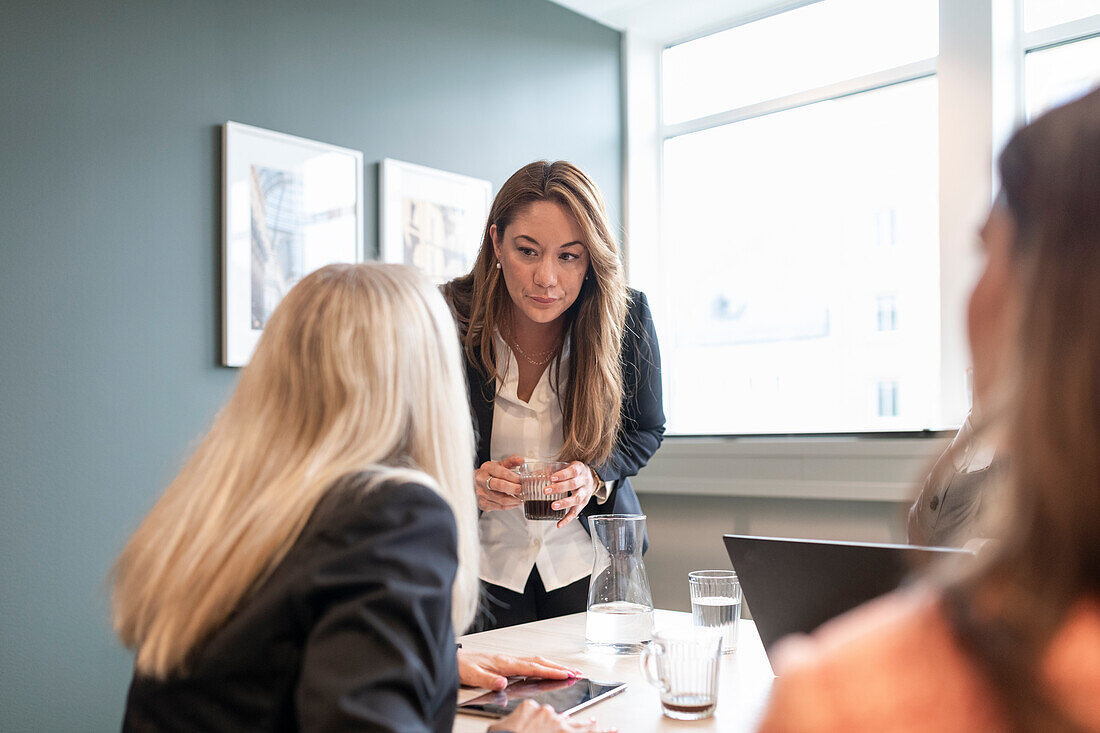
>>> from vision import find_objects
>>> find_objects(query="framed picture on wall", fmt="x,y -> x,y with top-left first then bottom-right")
380,159 -> 492,285
222,121 -> 364,367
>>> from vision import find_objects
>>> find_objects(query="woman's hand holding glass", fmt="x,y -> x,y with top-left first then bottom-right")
547,461 -> 599,529
477,457 -> 600,525
476,455 -> 524,512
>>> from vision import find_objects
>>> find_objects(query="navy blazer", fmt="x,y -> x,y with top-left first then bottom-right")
122,477 -> 460,732
461,289 -> 665,544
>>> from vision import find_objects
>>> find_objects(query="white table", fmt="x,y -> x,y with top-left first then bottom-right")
455,610 -> 775,732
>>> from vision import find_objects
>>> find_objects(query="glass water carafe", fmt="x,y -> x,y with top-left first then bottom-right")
585,514 -> 654,653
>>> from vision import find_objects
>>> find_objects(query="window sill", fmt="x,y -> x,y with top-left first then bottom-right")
633,435 -> 950,502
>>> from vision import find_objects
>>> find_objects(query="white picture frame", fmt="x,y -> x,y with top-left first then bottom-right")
380,158 -> 492,285
222,121 -> 364,367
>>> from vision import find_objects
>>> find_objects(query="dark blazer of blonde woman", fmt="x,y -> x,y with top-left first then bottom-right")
122,476 -> 461,732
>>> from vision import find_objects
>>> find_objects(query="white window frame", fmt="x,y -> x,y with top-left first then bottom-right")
623,0 -> 1095,500
1021,8 -> 1100,60
1017,10 -> 1100,120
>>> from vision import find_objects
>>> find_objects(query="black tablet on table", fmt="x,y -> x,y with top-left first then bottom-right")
456,677 -> 627,718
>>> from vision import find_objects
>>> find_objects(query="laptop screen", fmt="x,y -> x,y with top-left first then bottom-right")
723,534 -> 973,671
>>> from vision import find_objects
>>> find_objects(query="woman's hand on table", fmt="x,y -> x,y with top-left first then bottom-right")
476,455 -> 524,512
489,699 -> 616,733
548,462 -> 599,529
457,650 -> 582,690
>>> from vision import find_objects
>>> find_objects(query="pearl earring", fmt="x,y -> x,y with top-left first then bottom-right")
496,261 -> 502,270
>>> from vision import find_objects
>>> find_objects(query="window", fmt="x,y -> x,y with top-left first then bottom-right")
876,295 -> 898,333
877,381 -> 900,418
657,0 -> 939,435
1022,0 -> 1100,121
662,0 -> 937,124
873,209 -> 898,248
1023,0 -> 1100,33
625,0 -> 1098,438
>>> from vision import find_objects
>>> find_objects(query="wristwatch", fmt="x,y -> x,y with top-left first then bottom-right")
590,466 -> 607,494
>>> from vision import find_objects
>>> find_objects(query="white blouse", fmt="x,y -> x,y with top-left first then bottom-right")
477,333 -> 606,594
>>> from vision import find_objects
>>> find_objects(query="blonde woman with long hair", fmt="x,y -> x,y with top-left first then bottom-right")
113,263 -> 600,732
757,89 -> 1100,732
443,160 -> 665,629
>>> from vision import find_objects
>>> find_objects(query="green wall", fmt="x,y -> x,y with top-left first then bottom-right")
0,1 -> 621,728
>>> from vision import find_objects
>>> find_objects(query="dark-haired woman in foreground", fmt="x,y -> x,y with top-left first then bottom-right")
758,89 -> 1100,732
112,263 -> 607,732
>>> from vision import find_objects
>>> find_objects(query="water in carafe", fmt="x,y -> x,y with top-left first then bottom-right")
585,514 -> 654,653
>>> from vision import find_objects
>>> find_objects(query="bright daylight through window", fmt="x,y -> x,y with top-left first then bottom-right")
1025,33 -> 1100,120
659,0 -> 940,435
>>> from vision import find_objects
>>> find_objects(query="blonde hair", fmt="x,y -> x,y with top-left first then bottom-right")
111,263 -> 479,679
443,160 -> 628,465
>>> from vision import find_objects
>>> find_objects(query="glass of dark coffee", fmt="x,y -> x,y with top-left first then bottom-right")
516,461 -> 570,521
640,626 -> 723,720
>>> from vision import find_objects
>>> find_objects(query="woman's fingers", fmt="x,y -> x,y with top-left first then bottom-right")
463,663 -> 508,691
548,461 -> 584,485
546,462 -> 593,524
480,460 -> 521,496
502,656 -> 582,679
552,497 -> 585,519
546,461 -> 590,497
556,502 -> 583,528
477,458 -> 597,519
477,486 -> 521,510
475,477 -> 520,512
475,461 -> 523,513
549,486 -> 586,506
546,475 -> 584,494
529,655 -> 584,676
464,652 -> 582,682
491,699 -> 615,733
477,494 -> 516,512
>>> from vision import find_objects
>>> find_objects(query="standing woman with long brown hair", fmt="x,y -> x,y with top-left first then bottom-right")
443,160 -> 665,629
757,89 -> 1100,732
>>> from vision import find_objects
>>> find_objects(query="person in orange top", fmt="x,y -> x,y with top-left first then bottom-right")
758,87 -> 1100,733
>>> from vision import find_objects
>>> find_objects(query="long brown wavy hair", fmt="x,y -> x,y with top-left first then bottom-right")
941,88 -> 1100,732
442,160 -> 628,466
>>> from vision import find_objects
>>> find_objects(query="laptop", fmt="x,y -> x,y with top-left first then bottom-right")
722,534 -> 973,671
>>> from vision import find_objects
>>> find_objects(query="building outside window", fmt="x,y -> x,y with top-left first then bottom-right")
877,380 -> 900,418
875,295 -> 898,333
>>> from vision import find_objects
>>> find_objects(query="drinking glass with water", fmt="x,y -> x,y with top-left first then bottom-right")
688,570 -> 741,654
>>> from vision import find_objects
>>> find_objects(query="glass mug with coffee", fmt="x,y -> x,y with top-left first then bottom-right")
639,626 -> 723,720
515,461 -> 570,521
